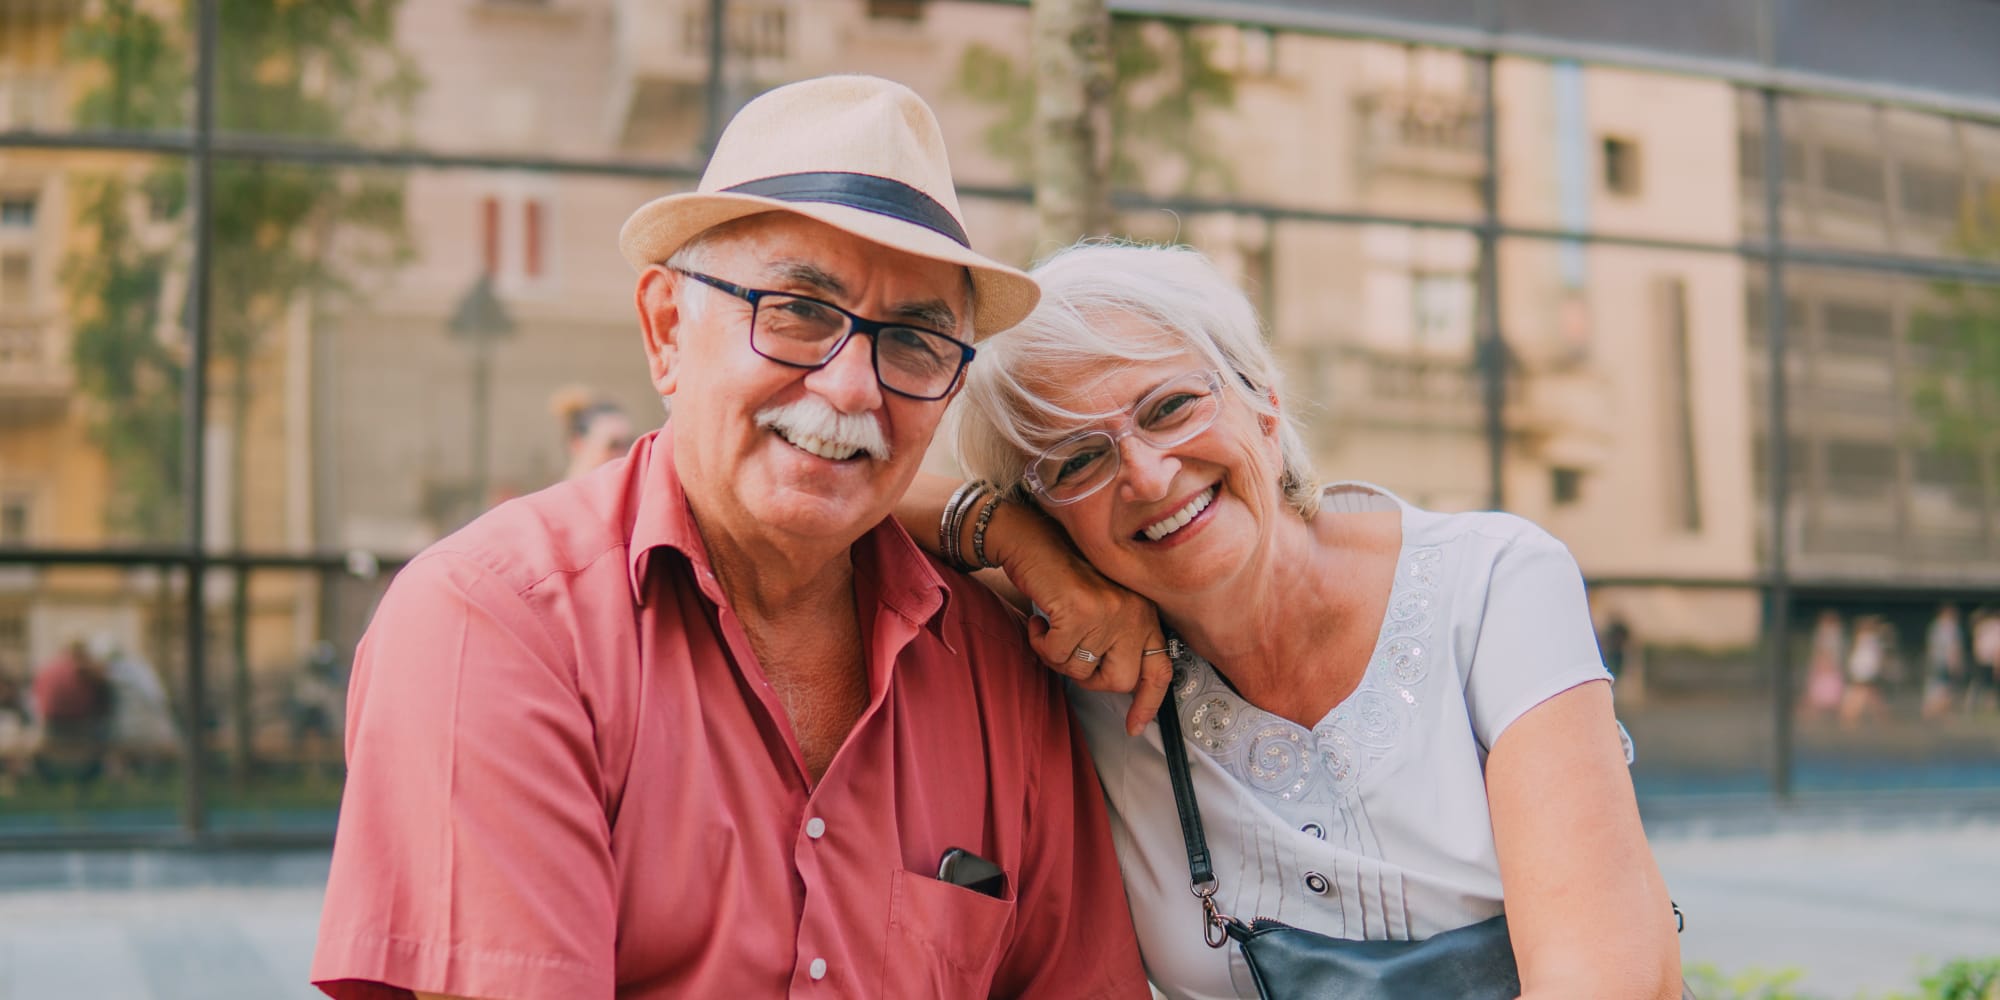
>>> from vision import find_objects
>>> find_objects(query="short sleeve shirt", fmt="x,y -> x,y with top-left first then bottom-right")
1069,483 -> 1612,999
311,429 -> 1149,1000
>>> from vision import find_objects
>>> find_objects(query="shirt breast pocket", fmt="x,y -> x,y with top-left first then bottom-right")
880,867 -> 1015,998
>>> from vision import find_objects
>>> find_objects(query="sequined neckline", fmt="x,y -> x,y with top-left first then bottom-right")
1171,540 -> 1445,806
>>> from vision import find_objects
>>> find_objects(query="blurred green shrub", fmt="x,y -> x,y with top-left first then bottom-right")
1683,958 -> 2000,1000
1683,964 -> 1822,1000
1888,958 -> 2000,1000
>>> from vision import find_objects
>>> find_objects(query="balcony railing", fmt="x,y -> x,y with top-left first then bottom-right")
607,0 -> 796,145
1354,90 -> 1485,181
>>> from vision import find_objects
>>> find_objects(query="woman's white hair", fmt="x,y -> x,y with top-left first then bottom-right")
951,241 -> 1321,519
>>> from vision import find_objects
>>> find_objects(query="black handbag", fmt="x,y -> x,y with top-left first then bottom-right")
1154,640 -> 1693,999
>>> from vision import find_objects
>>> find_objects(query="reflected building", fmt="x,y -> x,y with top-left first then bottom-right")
1743,99 -> 2000,582
0,2 -> 181,680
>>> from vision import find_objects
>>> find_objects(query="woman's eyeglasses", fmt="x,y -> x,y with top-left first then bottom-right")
1022,369 -> 1225,505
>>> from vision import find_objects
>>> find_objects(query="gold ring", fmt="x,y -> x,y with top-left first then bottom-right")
1142,647 -> 1170,657
1072,647 -> 1100,664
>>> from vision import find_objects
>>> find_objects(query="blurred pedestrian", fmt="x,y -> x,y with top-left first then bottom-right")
1970,607 -> 2000,714
549,387 -> 636,482
1921,604 -> 1966,719
1801,608 -> 1846,718
1600,615 -> 1633,682
289,640 -> 345,783
30,639 -> 113,783
1840,616 -> 1889,727
0,669 -> 30,794
89,633 -> 180,776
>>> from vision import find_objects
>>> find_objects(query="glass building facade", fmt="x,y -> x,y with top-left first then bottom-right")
2,0 -> 1997,844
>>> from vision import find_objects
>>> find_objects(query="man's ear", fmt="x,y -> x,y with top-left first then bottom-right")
636,265 -> 685,397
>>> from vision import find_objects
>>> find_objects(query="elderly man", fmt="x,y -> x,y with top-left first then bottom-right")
311,77 -> 1148,999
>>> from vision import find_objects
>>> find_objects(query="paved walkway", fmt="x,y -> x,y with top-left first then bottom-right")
1653,817 -> 2000,996
0,817 -> 1996,998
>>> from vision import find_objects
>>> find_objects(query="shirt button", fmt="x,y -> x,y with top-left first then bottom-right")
1301,823 -> 1325,840
1304,871 -> 1330,895
809,958 -> 828,981
805,817 -> 827,839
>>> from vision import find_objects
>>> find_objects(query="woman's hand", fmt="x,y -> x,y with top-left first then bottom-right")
985,501 -> 1173,736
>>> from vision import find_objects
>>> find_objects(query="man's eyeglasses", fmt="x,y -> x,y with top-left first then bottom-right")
676,269 -> 975,401
1022,369 -> 1226,505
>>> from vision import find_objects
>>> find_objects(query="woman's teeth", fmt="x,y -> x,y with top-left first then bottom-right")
1143,486 -> 1216,541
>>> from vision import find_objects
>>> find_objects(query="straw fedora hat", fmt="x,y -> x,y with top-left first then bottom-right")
618,75 -> 1038,338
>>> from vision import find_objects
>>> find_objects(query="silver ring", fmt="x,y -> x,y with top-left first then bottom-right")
1072,647 -> 1100,664
1142,647 -> 1170,657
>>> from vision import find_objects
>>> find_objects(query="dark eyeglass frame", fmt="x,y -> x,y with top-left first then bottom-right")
675,268 -> 975,401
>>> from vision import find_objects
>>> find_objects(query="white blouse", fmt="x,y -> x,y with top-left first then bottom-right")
1069,483 -> 1613,999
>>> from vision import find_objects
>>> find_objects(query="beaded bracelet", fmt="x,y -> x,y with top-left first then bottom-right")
939,480 -> 989,572
970,490 -> 1005,570
940,480 -> 980,569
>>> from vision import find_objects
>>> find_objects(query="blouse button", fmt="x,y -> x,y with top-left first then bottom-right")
1303,871 -> 1330,895
805,817 -> 827,839
1300,823 -> 1325,840
809,957 -> 828,981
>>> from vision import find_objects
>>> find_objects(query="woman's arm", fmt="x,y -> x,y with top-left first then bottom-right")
894,472 -> 1171,734
1485,679 -> 1683,1000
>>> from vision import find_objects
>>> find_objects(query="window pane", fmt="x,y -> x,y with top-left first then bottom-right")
754,11 -> 1488,223
1497,60 -> 1752,245
202,564 -> 388,833
0,564 -> 188,838
0,153 -> 191,547
1763,267 -> 2000,574
1497,238 -> 1755,571
1787,596 -> 2000,794
1253,218 -> 1489,510
1591,584 -> 1775,797
204,161 -> 699,555
1778,96 -> 2000,262
214,0 -> 701,164
0,0 -> 192,133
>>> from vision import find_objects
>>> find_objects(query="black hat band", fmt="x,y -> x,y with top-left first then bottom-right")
724,171 -> 969,248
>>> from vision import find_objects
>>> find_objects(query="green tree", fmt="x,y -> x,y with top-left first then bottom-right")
66,0 -> 416,544
958,14 -> 1237,222
64,0 -> 418,779
1909,183 -> 2000,551
1030,0 -> 1113,250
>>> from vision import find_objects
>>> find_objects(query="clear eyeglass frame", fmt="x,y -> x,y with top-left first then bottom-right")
1022,369 -> 1227,505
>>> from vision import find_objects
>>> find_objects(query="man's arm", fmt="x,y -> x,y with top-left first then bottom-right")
311,553 -> 617,1000
988,678 -> 1152,1000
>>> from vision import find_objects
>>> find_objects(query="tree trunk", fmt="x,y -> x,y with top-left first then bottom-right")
1031,0 -> 1113,258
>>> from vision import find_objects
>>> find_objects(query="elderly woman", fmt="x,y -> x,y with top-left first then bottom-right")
898,243 -> 1682,999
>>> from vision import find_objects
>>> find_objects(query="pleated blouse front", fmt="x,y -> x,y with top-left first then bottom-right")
1069,484 -> 1612,999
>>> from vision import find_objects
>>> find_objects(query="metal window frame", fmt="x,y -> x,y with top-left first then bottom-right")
3,0 -> 2000,846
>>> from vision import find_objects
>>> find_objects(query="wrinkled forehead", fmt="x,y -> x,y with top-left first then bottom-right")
698,213 -> 973,330
1016,354 -> 1213,447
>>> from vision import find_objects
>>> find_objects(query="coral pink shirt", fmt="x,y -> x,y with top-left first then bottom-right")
311,430 -> 1147,1000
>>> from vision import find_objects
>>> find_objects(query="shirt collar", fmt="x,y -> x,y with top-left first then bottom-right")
625,427 -> 954,636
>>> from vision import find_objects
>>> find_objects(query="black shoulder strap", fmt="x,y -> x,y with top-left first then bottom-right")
1156,635 -> 1215,892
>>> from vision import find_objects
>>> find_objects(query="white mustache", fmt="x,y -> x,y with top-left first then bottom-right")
754,397 -> 892,462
